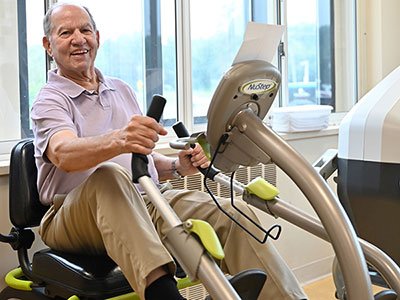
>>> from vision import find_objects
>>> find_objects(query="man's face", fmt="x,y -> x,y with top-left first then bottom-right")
43,5 -> 99,77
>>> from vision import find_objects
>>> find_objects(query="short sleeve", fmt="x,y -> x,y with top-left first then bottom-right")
31,89 -> 77,159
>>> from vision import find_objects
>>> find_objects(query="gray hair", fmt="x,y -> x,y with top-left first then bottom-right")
43,3 -> 97,38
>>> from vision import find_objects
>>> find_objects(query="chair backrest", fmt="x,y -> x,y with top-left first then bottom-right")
9,139 -> 49,228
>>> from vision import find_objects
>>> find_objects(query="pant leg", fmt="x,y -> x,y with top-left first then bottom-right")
39,162 -> 174,300
147,189 -> 307,300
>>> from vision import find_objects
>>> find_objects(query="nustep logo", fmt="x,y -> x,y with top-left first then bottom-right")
240,79 -> 276,95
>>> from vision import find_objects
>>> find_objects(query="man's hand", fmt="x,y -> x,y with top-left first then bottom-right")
121,115 -> 168,155
176,143 -> 210,176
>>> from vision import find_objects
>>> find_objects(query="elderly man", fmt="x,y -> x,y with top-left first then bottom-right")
31,3 -> 307,300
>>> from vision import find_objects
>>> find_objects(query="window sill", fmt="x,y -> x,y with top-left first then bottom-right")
156,125 -> 339,155
274,125 -> 339,141
0,154 -> 10,176
0,126 -> 339,176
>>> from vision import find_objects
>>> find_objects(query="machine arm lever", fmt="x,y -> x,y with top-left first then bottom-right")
172,121 -> 219,180
131,95 -> 166,183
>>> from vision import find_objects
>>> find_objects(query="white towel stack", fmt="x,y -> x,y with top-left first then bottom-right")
270,105 -> 333,133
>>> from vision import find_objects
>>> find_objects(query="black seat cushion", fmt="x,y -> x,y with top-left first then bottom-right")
9,139 -> 48,228
32,248 -> 132,298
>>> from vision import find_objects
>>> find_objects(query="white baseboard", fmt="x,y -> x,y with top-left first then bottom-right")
292,254 -> 335,286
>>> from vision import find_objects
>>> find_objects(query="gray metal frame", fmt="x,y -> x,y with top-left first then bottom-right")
138,176 -> 241,300
230,109 -> 373,299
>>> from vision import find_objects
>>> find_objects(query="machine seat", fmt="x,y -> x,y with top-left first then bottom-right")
2,138 -> 133,299
31,248 -> 132,298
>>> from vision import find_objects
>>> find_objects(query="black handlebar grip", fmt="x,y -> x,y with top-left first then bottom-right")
172,121 -> 190,138
132,95 -> 167,183
146,94 -> 166,122
172,121 -> 219,180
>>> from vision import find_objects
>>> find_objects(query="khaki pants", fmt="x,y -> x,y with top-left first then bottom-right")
40,162 -> 306,300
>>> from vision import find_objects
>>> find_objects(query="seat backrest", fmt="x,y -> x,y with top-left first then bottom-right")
9,139 -> 49,228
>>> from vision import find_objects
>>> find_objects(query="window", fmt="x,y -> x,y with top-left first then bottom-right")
24,0 -> 47,136
285,0 -> 334,107
282,0 -> 357,112
57,0 -> 178,126
0,0 -> 46,145
187,0 -> 277,129
0,0 -> 24,143
189,0 -> 250,125
0,0 -> 358,154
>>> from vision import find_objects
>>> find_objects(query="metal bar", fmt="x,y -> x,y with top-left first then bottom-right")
144,0 -> 163,110
234,109 -> 374,300
245,195 -> 400,296
138,176 -> 241,299
197,255 -> 241,300
138,177 -> 181,229
213,173 -> 246,195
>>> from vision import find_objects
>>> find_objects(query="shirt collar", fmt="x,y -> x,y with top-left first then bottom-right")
47,68 -> 116,98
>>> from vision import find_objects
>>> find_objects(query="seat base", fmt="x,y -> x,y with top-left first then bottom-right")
32,248 -> 132,299
0,286 -> 52,300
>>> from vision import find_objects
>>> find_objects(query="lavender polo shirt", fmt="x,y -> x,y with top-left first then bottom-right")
31,69 -> 159,205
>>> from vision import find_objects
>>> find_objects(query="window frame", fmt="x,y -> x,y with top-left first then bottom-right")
18,0 -> 31,138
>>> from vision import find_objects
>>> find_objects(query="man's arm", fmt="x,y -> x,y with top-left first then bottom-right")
152,144 -> 210,181
46,115 -> 167,172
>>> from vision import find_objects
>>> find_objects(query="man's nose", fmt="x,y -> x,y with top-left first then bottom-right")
71,29 -> 85,44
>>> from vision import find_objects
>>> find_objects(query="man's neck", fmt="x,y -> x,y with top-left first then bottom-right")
58,69 -> 99,92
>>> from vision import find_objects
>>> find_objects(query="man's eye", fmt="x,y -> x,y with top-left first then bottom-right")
60,31 -> 70,36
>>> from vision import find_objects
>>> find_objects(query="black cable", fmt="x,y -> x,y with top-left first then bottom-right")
204,134 -> 282,244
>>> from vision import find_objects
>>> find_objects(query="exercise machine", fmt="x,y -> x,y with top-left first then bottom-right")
205,59 -> 400,299
1,58 -> 399,299
171,59 -> 400,299
337,65 -> 400,268
314,65 -> 400,299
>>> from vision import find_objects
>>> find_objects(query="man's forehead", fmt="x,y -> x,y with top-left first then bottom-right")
52,5 -> 90,23
51,5 -> 92,28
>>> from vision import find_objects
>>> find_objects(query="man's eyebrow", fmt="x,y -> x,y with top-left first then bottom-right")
55,22 -> 93,33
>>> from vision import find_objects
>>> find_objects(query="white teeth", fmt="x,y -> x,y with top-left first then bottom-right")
72,50 -> 88,55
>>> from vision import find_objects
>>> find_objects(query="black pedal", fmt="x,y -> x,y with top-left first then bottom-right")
373,290 -> 398,300
174,258 -> 187,279
205,269 -> 267,300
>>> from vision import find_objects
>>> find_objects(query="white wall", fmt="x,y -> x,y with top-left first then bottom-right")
358,0 -> 400,97
380,1 -> 400,78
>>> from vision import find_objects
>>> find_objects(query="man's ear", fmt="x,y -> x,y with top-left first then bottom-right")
96,30 -> 100,48
42,36 -> 52,58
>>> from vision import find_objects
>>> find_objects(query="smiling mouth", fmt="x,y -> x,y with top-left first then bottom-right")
71,49 -> 89,56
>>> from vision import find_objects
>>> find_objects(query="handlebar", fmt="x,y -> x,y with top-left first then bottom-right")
131,95 -> 166,183
172,121 -> 219,180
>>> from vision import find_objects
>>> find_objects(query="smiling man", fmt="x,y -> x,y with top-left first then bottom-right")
31,3 -> 307,300
43,5 -> 99,93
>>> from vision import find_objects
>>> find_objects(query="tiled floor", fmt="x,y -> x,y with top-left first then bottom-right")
303,275 -> 388,300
